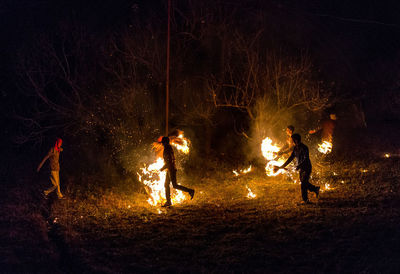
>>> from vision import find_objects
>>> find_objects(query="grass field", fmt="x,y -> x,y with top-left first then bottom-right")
1,146 -> 399,273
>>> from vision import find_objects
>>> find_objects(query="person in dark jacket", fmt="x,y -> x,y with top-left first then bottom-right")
160,136 -> 194,207
274,134 -> 319,204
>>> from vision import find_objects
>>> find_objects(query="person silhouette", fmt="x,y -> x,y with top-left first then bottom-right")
274,134 -> 319,204
160,136 -> 194,207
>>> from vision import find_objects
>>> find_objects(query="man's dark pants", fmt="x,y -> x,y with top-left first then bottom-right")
164,169 -> 193,203
299,167 -> 318,202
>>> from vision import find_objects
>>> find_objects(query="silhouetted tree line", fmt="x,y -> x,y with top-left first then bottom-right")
5,0 -> 399,174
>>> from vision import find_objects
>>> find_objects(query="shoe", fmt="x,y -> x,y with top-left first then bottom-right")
162,202 -> 172,207
297,200 -> 312,205
42,191 -> 48,200
315,187 -> 320,199
58,196 -> 65,200
189,189 -> 195,200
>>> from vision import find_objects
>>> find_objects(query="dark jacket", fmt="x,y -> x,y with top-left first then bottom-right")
282,143 -> 311,171
161,144 -> 176,171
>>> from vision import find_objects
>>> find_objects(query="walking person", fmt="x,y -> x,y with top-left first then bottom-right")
160,136 -> 194,207
274,134 -> 319,204
37,138 -> 64,199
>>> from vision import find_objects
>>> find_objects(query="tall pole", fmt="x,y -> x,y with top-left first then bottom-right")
165,0 -> 171,136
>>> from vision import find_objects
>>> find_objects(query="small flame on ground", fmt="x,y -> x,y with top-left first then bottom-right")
320,183 -> 333,192
384,153 -> 390,158
246,185 -> 256,199
360,169 -> 368,173
233,165 -> 252,176
318,141 -> 332,154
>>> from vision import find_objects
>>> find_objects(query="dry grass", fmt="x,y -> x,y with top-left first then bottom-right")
40,155 -> 400,273
1,131 -> 400,273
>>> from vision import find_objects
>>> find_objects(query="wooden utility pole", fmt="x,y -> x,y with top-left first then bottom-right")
165,0 -> 171,136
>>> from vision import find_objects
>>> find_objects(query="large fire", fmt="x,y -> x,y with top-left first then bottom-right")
318,141 -> 332,154
261,137 -> 286,176
261,137 -> 280,160
137,132 -> 191,206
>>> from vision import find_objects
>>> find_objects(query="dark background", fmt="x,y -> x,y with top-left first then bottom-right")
1,0 -> 399,181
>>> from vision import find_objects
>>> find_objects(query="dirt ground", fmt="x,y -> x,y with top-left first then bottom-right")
1,149 -> 400,273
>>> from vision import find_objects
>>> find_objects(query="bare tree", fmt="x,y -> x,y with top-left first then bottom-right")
15,20 -> 162,150
208,30 -> 333,137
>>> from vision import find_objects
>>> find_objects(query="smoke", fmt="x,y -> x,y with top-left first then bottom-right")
244,96 -> 296,164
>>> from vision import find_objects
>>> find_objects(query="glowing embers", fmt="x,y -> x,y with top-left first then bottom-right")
137,132 -> 191,206
318,141 -> 332,154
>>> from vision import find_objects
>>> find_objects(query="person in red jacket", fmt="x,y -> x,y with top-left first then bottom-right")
37,138 -> 64,199
160,136 -> 194,207
309,113 -> 337,143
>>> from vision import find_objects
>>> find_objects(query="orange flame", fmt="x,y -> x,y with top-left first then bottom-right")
261,137 -> 287,176
233,165 -> 252,176
318,141 -> 332,154
246,185 -> 256,199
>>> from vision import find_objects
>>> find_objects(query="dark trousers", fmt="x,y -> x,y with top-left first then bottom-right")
164,169 -> 193,203
299,168 -> 318,202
